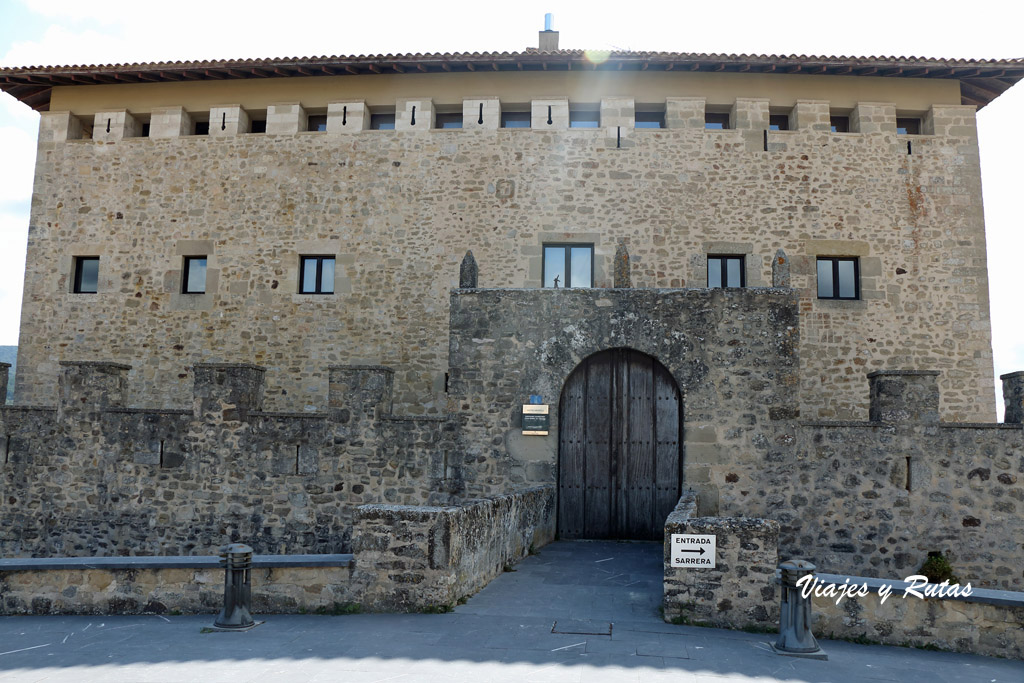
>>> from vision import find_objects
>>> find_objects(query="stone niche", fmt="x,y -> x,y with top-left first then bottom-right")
447,287 -> 801,511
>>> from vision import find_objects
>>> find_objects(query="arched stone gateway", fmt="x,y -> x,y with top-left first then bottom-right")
558,348 -> 682,540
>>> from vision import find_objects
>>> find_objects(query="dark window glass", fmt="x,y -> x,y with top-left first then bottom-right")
435,113 -> 463,129
140,123 -> 151,137
769,114 -> 789,131
817,257 -> 860,300
897,118 -> 920,135
307,115 -> 328,132
370,114 -> 395,130
300,256 -> 335,294
830,116 -> 850,133
705,112 -> 730,130
543,244 -> 593,288
193,121 -> 209,136
501,111 -> 531,128
73,257 -> 99,294
707,255 -> 745,288
569,109 -> 600,128
182,257 -> 207,294
250,120 -> 267,134
635,111 -> 664,129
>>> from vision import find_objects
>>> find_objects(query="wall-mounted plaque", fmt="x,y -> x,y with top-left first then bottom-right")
522,404 -> 550,435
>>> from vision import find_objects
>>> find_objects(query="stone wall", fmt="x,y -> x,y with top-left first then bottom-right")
18,101 -> 995,423
663,491 -> 779,629
447,287 -> 801,512
660,495 -> 1024,660
352,485 -> 555,611
0,486 -> 554,615
0,556 -> 356,616
0,361 -> 456,557
811,575 -> 1024,660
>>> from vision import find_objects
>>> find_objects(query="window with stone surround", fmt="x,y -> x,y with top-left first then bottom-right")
299,256 -> 335,295
73,257 -> 99,294
769,115 -> 789,131
543,244 -> 593,288
182,257 -> 207,294
817,257 -> 859,300
707,255 -> 745,288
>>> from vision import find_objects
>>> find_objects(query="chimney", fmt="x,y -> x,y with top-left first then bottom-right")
539,13 -> 559,51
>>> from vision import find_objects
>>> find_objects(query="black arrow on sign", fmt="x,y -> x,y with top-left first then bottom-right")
677,547 -> 706,555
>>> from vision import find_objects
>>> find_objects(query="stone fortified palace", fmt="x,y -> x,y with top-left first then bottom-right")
0,27 -> 1022,656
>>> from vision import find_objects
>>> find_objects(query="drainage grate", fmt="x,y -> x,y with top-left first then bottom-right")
551,620 -> 612,636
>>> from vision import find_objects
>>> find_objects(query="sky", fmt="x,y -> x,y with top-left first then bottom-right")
0,0 -> 1021,417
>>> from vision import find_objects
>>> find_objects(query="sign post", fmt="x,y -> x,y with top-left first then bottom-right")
670,534 -> 717,568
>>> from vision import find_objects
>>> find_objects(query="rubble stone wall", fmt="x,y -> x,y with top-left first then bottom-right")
663,492 -> 780,629
0,486 -> 554,615
352,485 -> 555,611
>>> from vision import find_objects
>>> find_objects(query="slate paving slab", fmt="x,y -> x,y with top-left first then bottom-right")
1,540 -> 1022,682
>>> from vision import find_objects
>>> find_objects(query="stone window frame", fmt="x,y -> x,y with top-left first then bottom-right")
288,243 -> 352,302
804,241 -> 879,306
169,240 -> 218,311
691,243 -> 764,289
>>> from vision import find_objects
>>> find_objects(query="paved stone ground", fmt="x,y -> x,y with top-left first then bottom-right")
0,540 -> 1021,682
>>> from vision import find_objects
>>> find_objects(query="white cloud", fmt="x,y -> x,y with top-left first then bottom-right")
0,124 -> 36,203
0,212 -> 27,345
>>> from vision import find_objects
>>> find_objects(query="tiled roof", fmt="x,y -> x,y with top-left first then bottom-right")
3,50 -> 1022,111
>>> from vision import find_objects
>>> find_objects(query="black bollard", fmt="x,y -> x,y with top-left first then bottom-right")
772,559 -> 827,659
213,543 -> 255,630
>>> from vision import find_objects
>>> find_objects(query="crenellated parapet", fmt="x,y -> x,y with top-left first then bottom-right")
0,360 -> 459,557
36,100 -> 978,142
867,370 -> 941,425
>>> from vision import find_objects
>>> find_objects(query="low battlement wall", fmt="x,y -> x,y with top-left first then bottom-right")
0,361 -> 459,557
0,486 -> 554,615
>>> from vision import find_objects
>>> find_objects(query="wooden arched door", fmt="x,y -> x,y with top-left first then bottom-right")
557,349 -> 682,540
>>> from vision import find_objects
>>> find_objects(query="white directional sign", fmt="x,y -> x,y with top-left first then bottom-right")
670,534 -> 717,568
